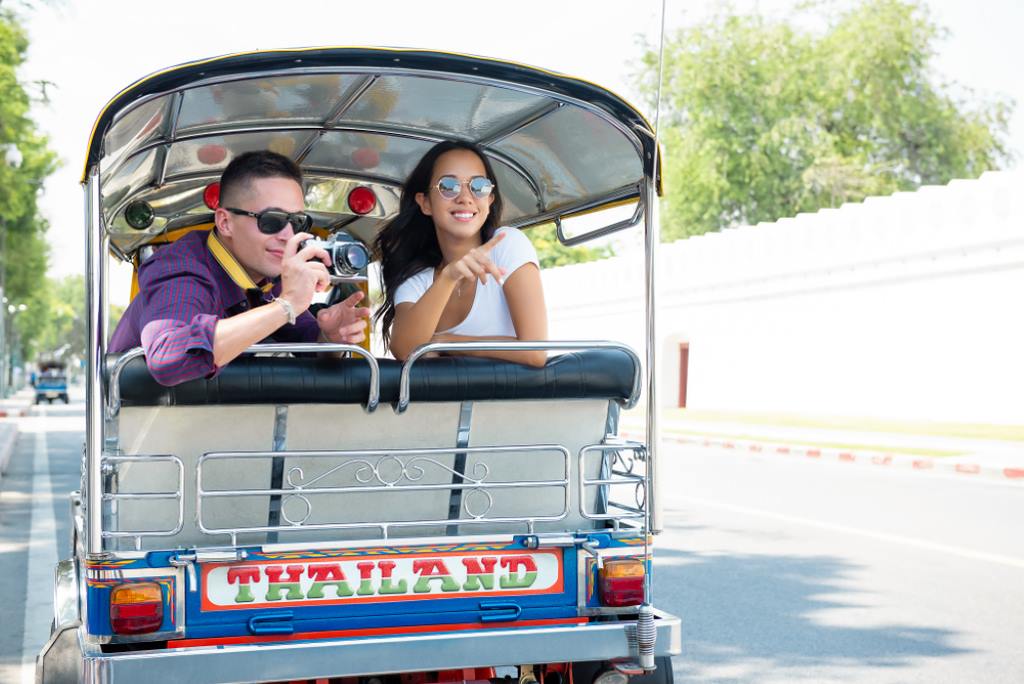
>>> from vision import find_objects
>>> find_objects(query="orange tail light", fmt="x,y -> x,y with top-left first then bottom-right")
598,558 -> 645,607
110,582 -> 164,635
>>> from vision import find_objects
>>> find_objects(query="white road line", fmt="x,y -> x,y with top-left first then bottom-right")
21,408 -> 57,684
681,494 -> 1024,570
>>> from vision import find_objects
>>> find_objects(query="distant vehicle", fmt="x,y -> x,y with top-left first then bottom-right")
34,361 -> 69,404
36,46 -> 676,683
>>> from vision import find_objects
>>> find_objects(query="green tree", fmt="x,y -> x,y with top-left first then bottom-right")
638,0 -> 1012,240
527,223 -> 612,269
0,9 -> 58,360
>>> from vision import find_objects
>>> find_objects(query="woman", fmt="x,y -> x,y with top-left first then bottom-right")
375,141 -> 548,367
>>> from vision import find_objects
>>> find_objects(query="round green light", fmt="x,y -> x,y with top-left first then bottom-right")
124,200 -> 155,230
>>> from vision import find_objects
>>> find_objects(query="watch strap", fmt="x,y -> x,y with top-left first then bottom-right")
275,297 -> 297,325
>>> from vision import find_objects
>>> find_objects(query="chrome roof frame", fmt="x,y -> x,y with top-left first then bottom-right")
94,64 -> 651,240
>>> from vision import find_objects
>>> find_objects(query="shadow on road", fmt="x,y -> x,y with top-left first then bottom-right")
654,542 -> 969,681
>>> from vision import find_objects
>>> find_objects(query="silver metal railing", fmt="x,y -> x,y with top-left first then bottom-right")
397,340 -> 643,413
107,342 -> 382,416
101,454 -> 185,551
578,441 -> 647,527
195,444 -> 571,546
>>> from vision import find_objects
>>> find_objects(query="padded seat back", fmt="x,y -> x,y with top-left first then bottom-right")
105,350 -> 636,550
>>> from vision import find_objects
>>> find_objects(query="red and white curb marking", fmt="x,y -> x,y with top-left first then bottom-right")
624,431 -> 1024,482
0,408 -> 29,417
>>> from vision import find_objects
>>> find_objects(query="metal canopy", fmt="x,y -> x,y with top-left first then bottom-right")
85,47 -> 660,258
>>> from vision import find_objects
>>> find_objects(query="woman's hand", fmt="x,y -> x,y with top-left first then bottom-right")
439,231 -> 506,287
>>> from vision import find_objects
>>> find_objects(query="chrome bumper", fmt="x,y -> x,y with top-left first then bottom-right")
81,613 -> 681,683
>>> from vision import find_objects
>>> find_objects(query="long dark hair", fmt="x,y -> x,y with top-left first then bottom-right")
374,141 -> 504,348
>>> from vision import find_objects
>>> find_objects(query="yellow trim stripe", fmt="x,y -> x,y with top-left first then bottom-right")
206,231 -> 273,293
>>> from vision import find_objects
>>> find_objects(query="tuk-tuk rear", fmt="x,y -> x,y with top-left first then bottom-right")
34,360 -> 69,404
37,47 -> 677,683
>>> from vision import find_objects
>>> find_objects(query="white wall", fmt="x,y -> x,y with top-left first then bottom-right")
542,170 -> 1024,424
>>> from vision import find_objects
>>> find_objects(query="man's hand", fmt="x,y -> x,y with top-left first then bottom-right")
317,290 -> 371,344
280,232 -> 331,314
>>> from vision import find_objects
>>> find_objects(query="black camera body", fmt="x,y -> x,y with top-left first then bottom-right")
301,234 -> 370,277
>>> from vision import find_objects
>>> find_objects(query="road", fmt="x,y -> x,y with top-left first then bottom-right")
0,395 -> 82,684
1,396 -> 1021,683
656,442 -> 1024,683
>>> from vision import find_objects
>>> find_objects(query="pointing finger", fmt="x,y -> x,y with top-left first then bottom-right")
480,230 -> 507,253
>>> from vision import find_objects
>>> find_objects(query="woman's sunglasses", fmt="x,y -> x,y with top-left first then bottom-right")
434,175 -> 495,200
224,207 -> 313,234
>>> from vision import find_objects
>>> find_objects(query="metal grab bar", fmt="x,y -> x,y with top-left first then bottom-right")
101,454 -> 186,551
554,192 -> 644,247
397,340 -> 642,413
107,342 -> 381,416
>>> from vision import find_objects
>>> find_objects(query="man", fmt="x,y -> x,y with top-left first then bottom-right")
110,151 -> 370,386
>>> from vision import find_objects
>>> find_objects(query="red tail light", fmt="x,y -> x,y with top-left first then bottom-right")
347,186 -> 377,215
599,558 -> 645,607
203,182 -> 221,210
110,582 -> 164,635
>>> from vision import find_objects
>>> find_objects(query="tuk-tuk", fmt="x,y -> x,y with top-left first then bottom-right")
36,47 -> 678,683
34,360 -> 69,404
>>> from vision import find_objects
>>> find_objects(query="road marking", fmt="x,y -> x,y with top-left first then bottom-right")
681,495 -> 1024,570
21,407 -> 58,684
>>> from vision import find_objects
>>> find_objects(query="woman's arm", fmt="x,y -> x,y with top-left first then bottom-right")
431,262 -> 548,368
388,274 -> 459,361
389,233 -> 507,361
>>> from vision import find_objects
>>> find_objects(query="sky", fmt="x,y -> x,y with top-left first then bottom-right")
16,0 -> 1024,283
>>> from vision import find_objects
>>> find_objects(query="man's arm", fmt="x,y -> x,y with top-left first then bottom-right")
140,233 -> 331,385
209,232 -> 334,366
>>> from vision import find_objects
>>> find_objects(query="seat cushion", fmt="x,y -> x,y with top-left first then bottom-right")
108,348 -> 638,407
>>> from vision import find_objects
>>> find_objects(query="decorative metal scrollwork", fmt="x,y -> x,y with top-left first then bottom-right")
279,454 -> 497,527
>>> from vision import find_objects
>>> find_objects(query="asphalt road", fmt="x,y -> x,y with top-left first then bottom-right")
656,442 -> 1024,683
1,397 -> 1021,683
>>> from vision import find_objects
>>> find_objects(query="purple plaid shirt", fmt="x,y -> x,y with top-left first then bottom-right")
110,229 -> 319,386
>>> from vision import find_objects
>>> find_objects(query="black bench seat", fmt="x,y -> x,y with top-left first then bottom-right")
107,349 -> 639,408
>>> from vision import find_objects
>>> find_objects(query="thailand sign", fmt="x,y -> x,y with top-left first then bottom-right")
202,549 -> 563,610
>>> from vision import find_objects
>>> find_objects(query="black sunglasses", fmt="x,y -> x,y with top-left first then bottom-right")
224,207 -> 313,234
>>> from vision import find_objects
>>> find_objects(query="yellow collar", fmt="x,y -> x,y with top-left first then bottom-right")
206,231 -> 274,293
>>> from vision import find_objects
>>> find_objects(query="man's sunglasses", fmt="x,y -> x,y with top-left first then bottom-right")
224,207 -> 313,234
434,175 -> 495,200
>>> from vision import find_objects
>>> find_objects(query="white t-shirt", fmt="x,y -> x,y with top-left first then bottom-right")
393,227 -> 539,337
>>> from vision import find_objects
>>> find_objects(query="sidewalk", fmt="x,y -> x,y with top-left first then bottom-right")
622,412 -> 1024,483
0,388 -> 35,478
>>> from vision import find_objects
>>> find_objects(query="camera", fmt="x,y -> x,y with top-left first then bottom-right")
301,234 -> 370,277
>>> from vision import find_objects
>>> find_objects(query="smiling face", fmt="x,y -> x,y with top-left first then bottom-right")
214,175 -> 306,281
414,148 -> 495,244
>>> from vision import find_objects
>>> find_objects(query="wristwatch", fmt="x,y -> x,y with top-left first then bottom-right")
275,297 -> 297,325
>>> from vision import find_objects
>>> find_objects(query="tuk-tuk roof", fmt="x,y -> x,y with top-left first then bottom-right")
86,47 -> 660,257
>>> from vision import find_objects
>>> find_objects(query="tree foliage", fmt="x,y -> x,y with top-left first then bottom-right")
638,0 -> 1013,240
527,223 -> 612,269
0,9 -> 58,360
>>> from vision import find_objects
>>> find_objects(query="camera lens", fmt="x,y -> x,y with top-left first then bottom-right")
341,244 -> 369,272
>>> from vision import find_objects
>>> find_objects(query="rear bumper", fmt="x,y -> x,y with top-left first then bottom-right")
80,612 -> 681,683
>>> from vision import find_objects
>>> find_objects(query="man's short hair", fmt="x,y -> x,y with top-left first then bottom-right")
219,150 -> 303,207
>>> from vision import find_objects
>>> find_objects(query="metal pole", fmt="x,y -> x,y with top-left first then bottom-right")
0,222 -> 7,399
85,168 -> 107,557
644,172 -> 662,536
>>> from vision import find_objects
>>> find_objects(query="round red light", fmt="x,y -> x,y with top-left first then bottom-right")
351,146 -> 380,169
203,182 -> 221,210
197,144 -> 227,165
347,186 -> 377,215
